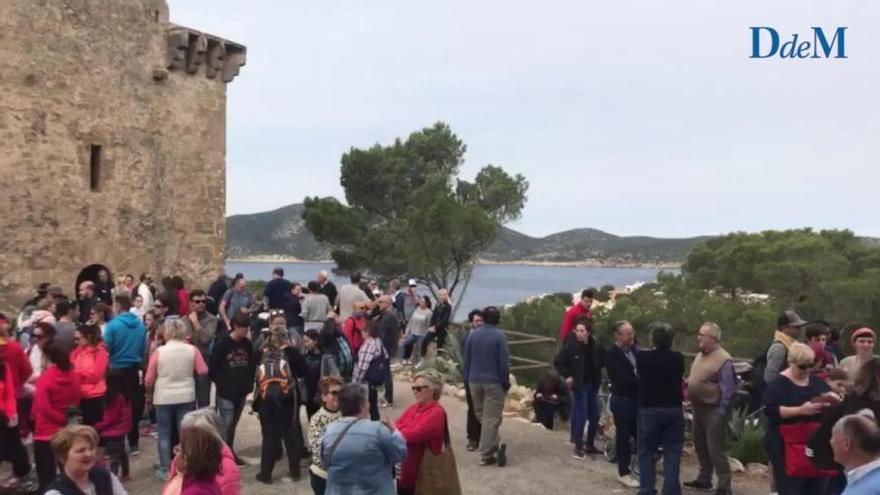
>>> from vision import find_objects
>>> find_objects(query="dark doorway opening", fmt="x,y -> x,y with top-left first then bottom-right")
74,264 -> 113,302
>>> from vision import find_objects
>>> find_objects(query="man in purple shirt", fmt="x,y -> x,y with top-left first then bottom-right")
685,322 -> 736,495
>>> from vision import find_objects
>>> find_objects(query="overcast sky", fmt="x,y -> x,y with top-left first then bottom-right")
170,1 -> 879,238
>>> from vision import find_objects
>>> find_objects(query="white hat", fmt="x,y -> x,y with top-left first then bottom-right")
407,278 -> 417,286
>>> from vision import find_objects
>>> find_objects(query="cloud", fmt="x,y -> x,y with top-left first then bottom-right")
170,0 -> 880,237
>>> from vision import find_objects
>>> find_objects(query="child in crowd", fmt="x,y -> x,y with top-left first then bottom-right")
826,367 -> 850,400
95,371 -> 132,480
532,370 -> 567,430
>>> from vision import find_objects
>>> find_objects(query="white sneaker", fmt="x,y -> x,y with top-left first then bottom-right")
617,474 -> 640,488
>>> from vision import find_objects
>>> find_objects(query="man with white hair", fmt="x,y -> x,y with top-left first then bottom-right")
831,410 -> 880,495
684,321 -> 736,495
317,270 -> 338,312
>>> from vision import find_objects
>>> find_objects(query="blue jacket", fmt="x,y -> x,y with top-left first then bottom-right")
844,463 -> 880,495
463,324 -> 510,386
322,418 -> 406,495
103,312 -> 146,369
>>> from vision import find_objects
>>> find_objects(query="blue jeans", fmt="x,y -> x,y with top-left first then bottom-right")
401,334 -> 423,360
638,407 -> 684,495
216,396 -> 245,450
570,382 -> 599,450
156,402 -> 196,472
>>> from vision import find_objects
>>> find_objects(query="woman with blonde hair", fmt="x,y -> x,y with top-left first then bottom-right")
395,370 -> 458,495
763,342 -> 840,494
44,425 -> 127,495
145,319 -> 208,480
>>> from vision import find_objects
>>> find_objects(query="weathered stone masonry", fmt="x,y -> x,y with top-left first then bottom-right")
0,0 -> 245,311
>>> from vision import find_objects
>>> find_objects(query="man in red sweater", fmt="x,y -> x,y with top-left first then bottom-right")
559,289 -> 596,342
0,314 -> 33,435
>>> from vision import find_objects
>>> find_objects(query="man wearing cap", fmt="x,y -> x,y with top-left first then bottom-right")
763,310 -> 807,384
840,328 -> 878,379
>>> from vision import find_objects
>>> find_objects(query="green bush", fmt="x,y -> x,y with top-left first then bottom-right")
727,407 -> 768,464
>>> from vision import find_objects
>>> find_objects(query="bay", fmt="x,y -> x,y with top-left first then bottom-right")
225,261 -> 670,319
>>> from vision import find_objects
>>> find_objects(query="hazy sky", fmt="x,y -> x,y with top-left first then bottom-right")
170,1 -> 879,238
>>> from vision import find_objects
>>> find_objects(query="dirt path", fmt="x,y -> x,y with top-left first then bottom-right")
111,380 -> 771,495
0,380 -> 770,494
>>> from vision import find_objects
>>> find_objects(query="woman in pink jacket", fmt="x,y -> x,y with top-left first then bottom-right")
162,408 -> 241,495
70,324 -> 109,426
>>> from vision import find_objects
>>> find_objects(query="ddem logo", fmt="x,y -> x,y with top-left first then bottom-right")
750,27 -> 847,59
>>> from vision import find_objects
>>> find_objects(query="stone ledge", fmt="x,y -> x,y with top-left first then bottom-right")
166,25 -> 246,83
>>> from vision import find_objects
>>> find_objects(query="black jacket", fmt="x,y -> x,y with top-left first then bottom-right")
807,395 -> 880,470
302,349 -> 323,404
635,349 -> 684,408
554,334 -> 603,388
264,278 -> 292,309
605,344 -> 639,400
320,281 -> 338,311
377,310 -> 400,354
430,301 -> 452,332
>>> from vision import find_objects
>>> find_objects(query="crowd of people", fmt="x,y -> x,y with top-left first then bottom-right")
0,267 -> 501,495
538,288 -> 880,495
5,269 -> 880,495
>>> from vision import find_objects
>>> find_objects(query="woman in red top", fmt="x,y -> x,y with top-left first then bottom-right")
395,370 -> 449,495
0,349 -> 32,489
33,341 -> 82,492
70,325 -> 109,426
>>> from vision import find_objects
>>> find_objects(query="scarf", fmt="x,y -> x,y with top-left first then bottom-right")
774,330 -> 796,349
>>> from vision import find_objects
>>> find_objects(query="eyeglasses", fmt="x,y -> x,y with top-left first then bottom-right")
192,299 -> 207,304
411,385 -> 429,392
328,389 -> 341,396
154,303 -> 164,308
796,363 -> 815,370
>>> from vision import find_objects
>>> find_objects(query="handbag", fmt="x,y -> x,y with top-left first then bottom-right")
414,414 -> 462,495
363,348 -> 387,386
779,422 -> 839,478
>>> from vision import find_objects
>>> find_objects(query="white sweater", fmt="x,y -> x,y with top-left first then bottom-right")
153,341 -> 197,405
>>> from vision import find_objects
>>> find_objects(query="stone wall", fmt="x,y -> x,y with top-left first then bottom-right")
0,0 -> 245,311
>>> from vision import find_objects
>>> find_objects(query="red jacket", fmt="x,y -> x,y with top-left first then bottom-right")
71,344 -> 109,399
33,365 -> 82,441
395,401 -> 446,489
0,367 -> 17,421
559,303 -> 593,342
0,339 -> 32,397
342,317 -> 366,355
95,395 -> 132,439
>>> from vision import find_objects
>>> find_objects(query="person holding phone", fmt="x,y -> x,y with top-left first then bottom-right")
763,342 -> 840,495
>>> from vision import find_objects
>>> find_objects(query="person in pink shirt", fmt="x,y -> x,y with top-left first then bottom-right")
70,324 -> 109,426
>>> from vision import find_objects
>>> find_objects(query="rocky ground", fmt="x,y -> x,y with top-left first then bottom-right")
3,379 -> 771,495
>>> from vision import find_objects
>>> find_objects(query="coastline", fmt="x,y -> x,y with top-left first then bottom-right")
227,256 -> 680,269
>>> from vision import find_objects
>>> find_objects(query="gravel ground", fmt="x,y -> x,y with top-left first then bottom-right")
3,381 -> 770,495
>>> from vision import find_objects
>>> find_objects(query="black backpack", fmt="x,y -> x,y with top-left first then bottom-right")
363,347 -> 388,386
256,350 -> 295,406
749,341 -> 787,410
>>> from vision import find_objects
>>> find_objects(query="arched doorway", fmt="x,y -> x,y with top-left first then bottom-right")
74,264 -> 114,303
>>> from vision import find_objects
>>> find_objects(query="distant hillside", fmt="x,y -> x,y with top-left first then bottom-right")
226,202 -> 708,266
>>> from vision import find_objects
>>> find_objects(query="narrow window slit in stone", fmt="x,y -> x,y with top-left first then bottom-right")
89,144 -> 102,191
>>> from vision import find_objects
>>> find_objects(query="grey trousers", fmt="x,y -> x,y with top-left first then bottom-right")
692,404 -> 732,490
470,383 -> 506,461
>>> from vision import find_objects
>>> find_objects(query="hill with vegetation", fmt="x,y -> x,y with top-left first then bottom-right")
226,202 -> 712,265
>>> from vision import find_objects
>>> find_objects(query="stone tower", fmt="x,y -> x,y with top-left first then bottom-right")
0,0 -> 245,311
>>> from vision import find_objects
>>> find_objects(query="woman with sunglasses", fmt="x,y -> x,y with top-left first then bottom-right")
763,342 -> 840,495
395,370 -> 456,495
306,375 -> 343,495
